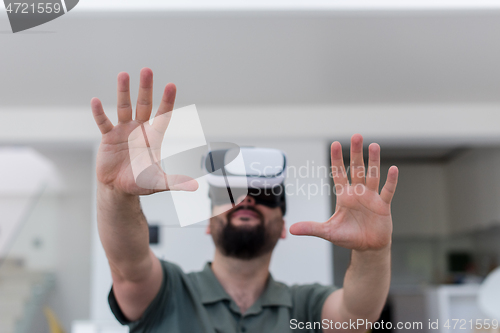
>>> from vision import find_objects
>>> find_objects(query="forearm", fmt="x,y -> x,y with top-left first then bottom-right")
97,181 -> 152,282
341,245 -> 391,321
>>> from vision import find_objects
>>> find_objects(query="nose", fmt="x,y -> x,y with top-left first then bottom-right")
236,194 -> 256,206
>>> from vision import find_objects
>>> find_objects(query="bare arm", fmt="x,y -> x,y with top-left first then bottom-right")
97,183 -> 163,321
91,68 -> 197,321
290,134 -> 398,332
321,247 -> 391,332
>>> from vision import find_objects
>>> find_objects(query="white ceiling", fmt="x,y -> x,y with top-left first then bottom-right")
77,0 -> 500,11
1,10 -> 500,108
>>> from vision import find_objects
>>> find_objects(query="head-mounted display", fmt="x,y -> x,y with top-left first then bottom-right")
204,147 -> 287,215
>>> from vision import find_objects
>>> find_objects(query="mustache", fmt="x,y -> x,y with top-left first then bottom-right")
227,205 -> 264,222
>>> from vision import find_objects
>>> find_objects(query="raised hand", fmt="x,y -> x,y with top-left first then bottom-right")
290,134 -> 398,251
91,68 -> 198,196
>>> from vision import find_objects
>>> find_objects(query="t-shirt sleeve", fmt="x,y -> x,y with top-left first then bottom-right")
291,283 -> 338,332
108,260 -> 185,331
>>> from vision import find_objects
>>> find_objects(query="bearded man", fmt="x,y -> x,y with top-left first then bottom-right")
91,68 -> 399,333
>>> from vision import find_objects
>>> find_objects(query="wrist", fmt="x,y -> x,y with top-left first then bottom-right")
97,182 -> 139,213
97,181 -> 135,198
352,242 -> 391,260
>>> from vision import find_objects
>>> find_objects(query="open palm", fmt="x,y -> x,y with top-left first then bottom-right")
91,68 -> 198,196
290,134 -> 398,251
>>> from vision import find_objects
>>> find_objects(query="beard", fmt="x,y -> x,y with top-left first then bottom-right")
211,205 -> 282,260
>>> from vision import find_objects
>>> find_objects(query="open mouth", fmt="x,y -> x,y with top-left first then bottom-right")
232,209 -> 260,219
228,206 -> 263,224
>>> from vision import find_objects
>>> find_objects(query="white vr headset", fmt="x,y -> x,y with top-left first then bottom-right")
203,147 -> 287,214
204,147 -> 287,188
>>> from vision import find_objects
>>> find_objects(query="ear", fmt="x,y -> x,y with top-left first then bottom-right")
280,219 -> 287,239
205,224 -> 211,235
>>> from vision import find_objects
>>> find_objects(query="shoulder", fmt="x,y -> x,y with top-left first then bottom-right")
159,259 -> 184,276
290,282 -> 338,296
289,282 -> 338,306
288,282 -> 338,322
159,260 -> 201,291
159,260 -> 210,296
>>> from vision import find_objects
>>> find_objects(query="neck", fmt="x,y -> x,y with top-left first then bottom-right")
211,249 -> 272,314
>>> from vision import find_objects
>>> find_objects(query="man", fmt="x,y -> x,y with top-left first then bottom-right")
91,68 -> 399,333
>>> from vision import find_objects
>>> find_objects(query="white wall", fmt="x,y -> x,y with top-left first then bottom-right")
4,106 -> 500,146
386,162 -> 450,237
447,148 -> 500,233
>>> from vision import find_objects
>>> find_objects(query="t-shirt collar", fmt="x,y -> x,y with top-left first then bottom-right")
198,262 -> 292,313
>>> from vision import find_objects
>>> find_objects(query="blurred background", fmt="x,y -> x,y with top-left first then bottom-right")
2,1 -> 500,332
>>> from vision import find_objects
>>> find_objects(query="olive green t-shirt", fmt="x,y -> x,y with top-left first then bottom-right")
109,260 -> 337,333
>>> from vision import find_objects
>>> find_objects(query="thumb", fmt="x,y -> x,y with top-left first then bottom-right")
167,174 -> 199,191
289,221 -> 328,240
135,165 -> 199,192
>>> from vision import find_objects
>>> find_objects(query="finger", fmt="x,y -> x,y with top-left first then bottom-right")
289,221 -> 328,240
152,83 -> 176,133
117,72 -> 133,123
380,166 -> 399,204
365,143 -> 381,191
136,68 -> 154,123
330,141 -> 348,189
91,98 -> 113,134
350,134 -> 365,185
